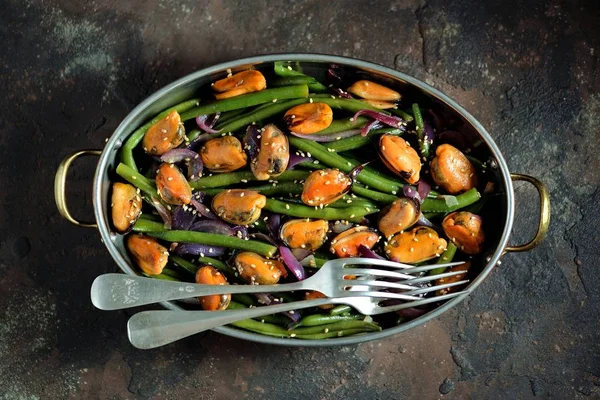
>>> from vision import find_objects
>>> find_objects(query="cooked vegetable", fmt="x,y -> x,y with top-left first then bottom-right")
384,226 -> 447,264
280,219 -> 329,250
378,134 -> 421,184
126,234 -> 168,275
430,144 -> 478,194
142,110 -> 185,156
442,211 -> 484,254
181,85 -> 309,121
330,226 -> 379,258
347,80 -> 401,101
284,102 -> 334,134
301,168 -> 352,206
265,199 -> 375,221
212,70 -> 267,99
111,182 -> 142,233
234,252 -> 282,285
155,163 -> 192,205
200,136 -> 248,173
411,104 -> 432,159
195,265 -> 231,310
212,189 -> 266,225
246,124 -> 289,180
378,198 -> 420,238
110,61 -> 495,340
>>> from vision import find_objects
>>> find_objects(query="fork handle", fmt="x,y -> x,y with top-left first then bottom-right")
127,298 -> 333,349
91,273 -> 309,310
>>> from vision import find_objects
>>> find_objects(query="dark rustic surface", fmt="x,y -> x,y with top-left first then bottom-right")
1,0 -> 599,398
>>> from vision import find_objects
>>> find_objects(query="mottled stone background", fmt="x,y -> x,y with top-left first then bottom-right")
0,0 -> 598,398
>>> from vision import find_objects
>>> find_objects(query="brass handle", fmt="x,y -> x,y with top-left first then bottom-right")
504,173 -> 551,253
54,150 -> 102,228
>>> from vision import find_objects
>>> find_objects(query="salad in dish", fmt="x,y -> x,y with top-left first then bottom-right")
110,61 -> 491,339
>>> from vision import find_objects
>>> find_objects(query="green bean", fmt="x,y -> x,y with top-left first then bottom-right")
323,128 -> 403,153
234,182 -> 303,197
161,267 -> 185,280
314,117 -> 369,135
288,137 -> 404,194
216,108 -> 248,125
216,98 -> 309,133
317,97 -> 383,113
227,301 -> 295,328
330,305 -> 353,315
264,198 -> 377,221
230,296 -> 257,308
132,219 -> 168,233
194,256 -> 239,280
351,184 -> 397,204
312,257 -> 328,268
186,128 -> 202,142
273,62 -> 328,93
169,255 -> 197,276
298,313 -> 362,327
270,76 -> 319,87
296,161 -> 324,170
116,162 -> 157,196
230,316 -> 380,338
329,196 -> 377,209
412,103 -> 430,158
180,85 -> 309,121
390,108 -> 414,122
421,188 -> 481,213
190,170 -> 310,190
121,98 -> 201,171
146,230 -> 278,257
429,242 -> 458,275
138,213 -> 162,222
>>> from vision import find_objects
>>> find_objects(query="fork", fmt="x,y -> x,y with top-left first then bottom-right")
127,287 -> 470,349
91,258 -> 467,311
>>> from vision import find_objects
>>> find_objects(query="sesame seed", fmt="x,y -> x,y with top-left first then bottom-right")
309,98 -> 314,103
409,247 -> 414,252
324,328 -> 329,333
290,333 -> 297,337
132,176 -> 137,180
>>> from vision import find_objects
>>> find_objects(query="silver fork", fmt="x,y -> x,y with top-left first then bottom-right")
91,258 -> 466,311
127,287 -> 470,349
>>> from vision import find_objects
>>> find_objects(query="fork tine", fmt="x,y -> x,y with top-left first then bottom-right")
343,258 -> 465,271
391,261 -> 466,274
370,290 -> 471,315
404,269 -> 468,284
341,279 -> 416,291
342,279 -> 469,294
342,268 -> 467,285
342,268 -> 414,280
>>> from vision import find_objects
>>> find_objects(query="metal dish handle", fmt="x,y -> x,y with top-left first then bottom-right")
54,150 -> 102,228
504,173 -> 551,253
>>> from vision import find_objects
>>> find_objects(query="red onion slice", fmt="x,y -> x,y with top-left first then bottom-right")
151,197 -> 172,229
160,149 -> 203,181
195,114 -> 222,134
287,152 -> 313,169
279,246 -> 307,281
353,110 -> 406,130
289,129 -> 362,142
189,219 -> 234,236
358,244 -> 385,260
360,120 -> 382,137
172,243 -> 225,257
